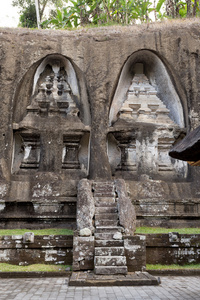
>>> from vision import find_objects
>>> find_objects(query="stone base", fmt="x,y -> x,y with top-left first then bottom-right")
69,271 -> 160,286
94,266 -> 127,275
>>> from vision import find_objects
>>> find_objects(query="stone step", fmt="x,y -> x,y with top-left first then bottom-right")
95,213 -> 118,220
95,226 -> 122,233
95,206 -> 118,214
94,197 -> 116,203
95,239 -> 124,247
94,233 -> 115,240
95,255 -> 127,267
94,188 -> 115,193
95,201 -> 117,208
94,266 -> 128,275
93,182 -> 114,189
69,271 -> 160,286
93,184 -> 114,191
95,247 -> 125,256
93,186 -> 114,191
95,219 -> 118,227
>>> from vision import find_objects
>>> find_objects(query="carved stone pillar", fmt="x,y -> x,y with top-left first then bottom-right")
157,136 -> 174,172
62,134 -> 83,169
20,134 -> 40,169
113,132 -> 136,172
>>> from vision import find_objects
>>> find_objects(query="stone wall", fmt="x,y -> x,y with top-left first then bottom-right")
0,234 -> 73,265
146,233 -> 200,265
0,20 -> 200,227
129,180 -> 200,228
0,234 -> 199,266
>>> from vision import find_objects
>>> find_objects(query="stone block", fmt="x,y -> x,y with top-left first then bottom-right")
94,233 -> 114,240
23,232 -> 34,243
95,247 -> 125,256
72,236 -> 94,271
124,235 -> 146,272
95,255 -> 127,266
95,239 -> 124,247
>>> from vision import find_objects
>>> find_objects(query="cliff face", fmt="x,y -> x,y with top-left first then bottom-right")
0,20 -> 200,228
0,21 -> 200,177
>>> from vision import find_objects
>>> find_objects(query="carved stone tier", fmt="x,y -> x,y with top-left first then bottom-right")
119,72 -> 175,126
27,73 -> 79,118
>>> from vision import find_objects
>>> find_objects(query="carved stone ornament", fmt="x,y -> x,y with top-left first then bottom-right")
27,73 -> 79,117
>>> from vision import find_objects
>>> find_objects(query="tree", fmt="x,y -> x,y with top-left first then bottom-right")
156,0 -> 199,19
19,3 -> 37,27
12,0 -> 63,27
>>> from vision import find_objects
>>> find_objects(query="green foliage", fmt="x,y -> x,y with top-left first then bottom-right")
42,0 -> 156,29
0,228 -> 73,236
19,3 -> 37,28
12,0 -> 64,27
0,263 -> 71,272
156,0 -> 165,12
147,264 -> 200,270
135,227 -> 200,234
13,0 -> 200,29
42,7 -> 76,28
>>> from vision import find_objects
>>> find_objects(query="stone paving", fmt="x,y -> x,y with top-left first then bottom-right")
0,276 -> 199,300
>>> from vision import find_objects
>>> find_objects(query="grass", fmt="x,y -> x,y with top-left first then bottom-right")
135,227 -> 200,234
1,227 -> 200,236
0,228 -> 73,236
0,263 -> 71,272
147,264 -> 200,270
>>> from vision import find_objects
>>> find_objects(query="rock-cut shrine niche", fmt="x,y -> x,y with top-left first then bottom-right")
108,55 -> 187,181
12,54 -> 90,175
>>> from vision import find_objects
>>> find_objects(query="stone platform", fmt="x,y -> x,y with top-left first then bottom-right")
69,271 -> 160,286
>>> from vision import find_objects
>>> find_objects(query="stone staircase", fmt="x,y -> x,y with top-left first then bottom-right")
93,181 -> 128,275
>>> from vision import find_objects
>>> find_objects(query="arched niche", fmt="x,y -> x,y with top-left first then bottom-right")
13,53 -> 91,126
108,50 -> 188,181
12,54 -> 91,175
109,50 -> 187,128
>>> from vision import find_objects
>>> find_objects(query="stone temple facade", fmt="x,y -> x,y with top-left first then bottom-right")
0,21 -> 200,235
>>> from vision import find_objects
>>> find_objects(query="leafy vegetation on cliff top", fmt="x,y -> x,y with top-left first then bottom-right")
13,0 -> 200,29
